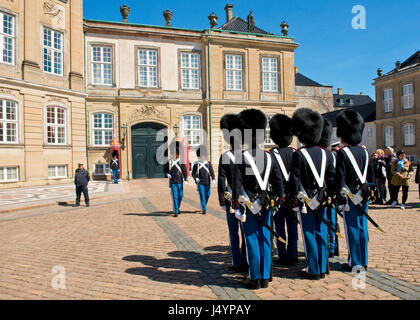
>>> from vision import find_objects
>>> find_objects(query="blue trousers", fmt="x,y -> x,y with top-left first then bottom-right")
299,206 -> 328,275
273,206 -> 298,261
170,183 -> 183,214
242,208 -> 271,280
225,204 -> 247,267
326,206 -> 336,254
112,169 -> 119,183
343,201 -> 369,267
197,183 -> 211,211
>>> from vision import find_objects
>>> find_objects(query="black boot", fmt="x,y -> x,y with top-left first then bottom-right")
260,279 -> 269,288
341,263 -> 353,272
202,210 -> 206,215
298,270 -> 320,280
242,278 -> 261,289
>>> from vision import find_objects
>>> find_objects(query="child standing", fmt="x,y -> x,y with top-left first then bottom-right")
192,145 -> 215,215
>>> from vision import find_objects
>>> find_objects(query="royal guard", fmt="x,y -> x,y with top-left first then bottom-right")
335,110 -> 375,272
192,144 -> 216,215
164,141 -> 188,217
289,108 -> 336,280
217,114 -> 248,272
231,109 -> 284,289
268,114 -> 298,265
318,118 -> 339,258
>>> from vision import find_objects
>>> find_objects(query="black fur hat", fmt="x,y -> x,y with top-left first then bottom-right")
336,110 -> 365,146
239,108 -> 267,147
220,113 -> 241,146
318,118 -> 333,148
269,114 -> 293,148
196,144 -> 208,158
292,108 -> 323,146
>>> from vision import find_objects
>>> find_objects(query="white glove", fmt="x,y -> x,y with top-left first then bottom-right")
195,178 -> 200,183
184,180 -> 188,185
292,207 -> 300,213
167,174 -> 171,179
212,180 -> 216,184
221,205 -> 227,211
234,209 -> 243,221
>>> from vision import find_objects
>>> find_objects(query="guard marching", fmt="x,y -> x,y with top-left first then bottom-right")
231,109 -> 284,289
268,114 -> 298,266
164,141 -> 188,217
289,108 -> 336,280
218,114 -> 248,272
335,110 -> 375,272
192,144 -> 216,215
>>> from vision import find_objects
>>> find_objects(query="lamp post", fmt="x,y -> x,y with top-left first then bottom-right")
173,123 -> 179,139
121,123 -> 129,180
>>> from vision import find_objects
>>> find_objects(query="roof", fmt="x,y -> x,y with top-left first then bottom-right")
322,102 -> 376,127
218,17 -> 272,35
295,73 -> 331,87
333,94 -> 374,108
382,51 -> 420,77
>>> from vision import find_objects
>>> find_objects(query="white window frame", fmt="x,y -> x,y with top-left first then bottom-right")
180,52 -> 200,90
0,11 -> 15,65
48,165 -> 68,179
0,167 -> 19,182
264,114 -> 274,145
93,163 -> 111,176
407,155 -> 417,163
92,113 -> 114,146
384,126 -> 394,147
403,123 -> 415,146
225,54 -> 243,91
46,106 -> 66,145
91,46 -> 113,86
138,48 -> 158,88
182,114 -> 201,146
262,57 -> 278,93
402,84 -> 414,110
43,27 -> 63,76
0,99 -> 18,144
384,88 -> 393,113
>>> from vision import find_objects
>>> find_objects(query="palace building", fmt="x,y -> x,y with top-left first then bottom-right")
0,1 -> 298,186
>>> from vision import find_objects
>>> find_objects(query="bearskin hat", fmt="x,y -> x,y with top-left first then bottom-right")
336,110 -> 365,146
318,118 -> 333,149
220,113 -> 241,146
196,144 -> 208,158
269,114 -> 293,148
292,108 -> 323,146
238,108 -> 267,147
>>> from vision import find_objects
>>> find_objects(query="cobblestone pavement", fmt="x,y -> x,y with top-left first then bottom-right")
0,179 -> 418,300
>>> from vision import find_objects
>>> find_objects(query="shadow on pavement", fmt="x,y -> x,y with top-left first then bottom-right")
124,210 -> 200,217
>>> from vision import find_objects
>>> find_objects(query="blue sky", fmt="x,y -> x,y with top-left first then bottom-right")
83,0 -> 420,99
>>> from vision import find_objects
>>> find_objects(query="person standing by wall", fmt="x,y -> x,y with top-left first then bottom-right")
390,150 -> 413,210
373,149 -> 387,204
110,155 -> 120,184
384,147 -> 396,204
74,163 -> 90,207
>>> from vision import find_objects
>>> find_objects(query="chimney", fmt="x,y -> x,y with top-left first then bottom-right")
294,66 -> 299,75
225,4 -> 233,23
360,92 -> 364,95
337,88 -> 343,95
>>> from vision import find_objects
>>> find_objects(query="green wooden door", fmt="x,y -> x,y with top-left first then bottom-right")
131,122 -> 166,179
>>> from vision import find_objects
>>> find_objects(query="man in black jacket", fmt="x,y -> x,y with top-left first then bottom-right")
74,163 -> 90,207
192,145 -> 215,215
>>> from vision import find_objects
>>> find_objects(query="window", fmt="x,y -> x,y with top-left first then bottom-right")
0,11 -> 15,64
181,52 -> 200,90
92,46 -> 113,85
367,127 -> 374,137
403,124 -> 415,146
0,99 -> 17,143
384,126 -> 394,147
403,84 -> 414,109
265,114 -> 274,145
43,27 -> 63,75
407,155 -> 417,163
48,165 -> 67,179
348,99 -> 354,106
46,106 -> 66,144
384,89 -> 393,113
262,57 -> 278,92
94,163 -> 110,175
225,54 -> 243,91
92,113 -> 113,146
138,49 -> 158,88
182,115 -> 201,146
0,167 -> 18,182
321,88 -> 326,95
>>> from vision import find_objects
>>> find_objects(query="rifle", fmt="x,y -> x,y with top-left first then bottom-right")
297,189 -> 345,240
341,186 -> 385,233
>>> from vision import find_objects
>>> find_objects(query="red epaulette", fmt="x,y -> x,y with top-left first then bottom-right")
291,147 -> 297,151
